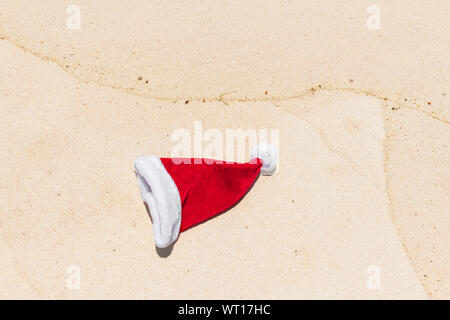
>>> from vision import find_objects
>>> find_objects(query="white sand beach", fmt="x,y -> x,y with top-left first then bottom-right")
0,0 -> 448,299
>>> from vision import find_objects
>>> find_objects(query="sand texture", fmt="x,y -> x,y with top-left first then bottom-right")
0,1 -> 448,299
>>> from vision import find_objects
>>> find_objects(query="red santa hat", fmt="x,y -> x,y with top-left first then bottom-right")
134,143 -> 277,248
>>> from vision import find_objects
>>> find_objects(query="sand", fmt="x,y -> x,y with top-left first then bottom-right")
0,0 -> 448,299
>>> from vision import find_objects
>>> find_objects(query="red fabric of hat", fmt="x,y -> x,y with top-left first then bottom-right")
160,158 -> 262,231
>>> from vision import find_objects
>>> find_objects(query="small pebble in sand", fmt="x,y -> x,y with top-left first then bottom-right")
427,101 -> 431,105
138,76 -> 143,81
145,80 -> 148,84
185,100 -> 189,104
349,79 -> 354,83
265,91 -> 268,95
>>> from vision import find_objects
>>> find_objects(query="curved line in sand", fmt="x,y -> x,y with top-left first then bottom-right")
0,33 -> 447,125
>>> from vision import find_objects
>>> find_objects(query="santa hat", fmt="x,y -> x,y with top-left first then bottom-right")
134,143 -> 277,248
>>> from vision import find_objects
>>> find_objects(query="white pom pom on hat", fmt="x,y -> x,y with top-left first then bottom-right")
250,142 -> 278,176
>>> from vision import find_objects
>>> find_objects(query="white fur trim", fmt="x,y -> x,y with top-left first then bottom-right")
134,156 -> 181,248
250,143 -> 278,175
